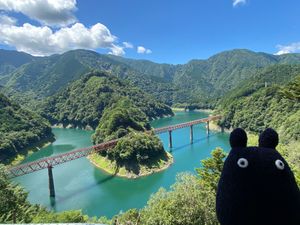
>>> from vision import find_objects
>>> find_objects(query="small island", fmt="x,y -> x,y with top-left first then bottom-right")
89,98 -> 173,178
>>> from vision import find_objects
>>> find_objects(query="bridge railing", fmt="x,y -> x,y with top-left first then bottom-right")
154,115 -> 222,134
7,139 -> 119,178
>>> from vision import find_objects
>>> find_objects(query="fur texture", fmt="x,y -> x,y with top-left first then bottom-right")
216,128 -> 300,225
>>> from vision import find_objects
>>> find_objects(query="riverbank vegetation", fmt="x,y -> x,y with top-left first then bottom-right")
91,98 -> 173,178
1,48 -> 300,223
0,164 -> 92,223
217,72 -> 300,186
0,93 -> 54,164
1,144 -> 298,224
90,132 -> 173,178
0,148 -> 224,224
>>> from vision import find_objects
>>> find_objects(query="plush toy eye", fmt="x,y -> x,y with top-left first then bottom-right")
237,158 -> 249,168
275,159 -> 285,170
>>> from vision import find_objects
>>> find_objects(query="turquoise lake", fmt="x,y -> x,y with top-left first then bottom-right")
14,111 -> 230,218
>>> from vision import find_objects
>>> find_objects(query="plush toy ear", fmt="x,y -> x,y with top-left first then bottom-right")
229,128 -> 247,148
259,128 -> 279,149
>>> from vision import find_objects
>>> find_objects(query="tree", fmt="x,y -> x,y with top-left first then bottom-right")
32,210 -> 88,223
196,148 -> 226,192
0,164 -> 104,223
115,148 -> 227,225
0,164 -> 38,223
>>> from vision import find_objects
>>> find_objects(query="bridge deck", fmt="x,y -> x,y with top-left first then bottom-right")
7,115 -> 222,178
154,115 -> 221,134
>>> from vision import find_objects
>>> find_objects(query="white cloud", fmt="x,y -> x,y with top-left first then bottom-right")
0,0 -> 77,26
0,13 -> 16,25
137,46 -> 152,54
0,0 -> 136,57
233,0 -> 246,7
275,42 -> 300,55
108,44 -> 125,56
0,22 -> 125,56
123,42 -> 133,49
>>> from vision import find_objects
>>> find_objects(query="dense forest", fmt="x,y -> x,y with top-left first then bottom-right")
3,49 -> 300,108
92,98 -> 151,143
218,65 -> 300,142
1,49 -> 300,164
217,66 -> 300,185
0,148 -> 225,224
42,71 -> 173,129
0,93 -> 54,163
91,98 -> 172,177
0,48 -> 300,223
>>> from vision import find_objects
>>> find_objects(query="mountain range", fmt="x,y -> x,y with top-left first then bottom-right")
2,48 -> 300,107
1,48 -> 300,162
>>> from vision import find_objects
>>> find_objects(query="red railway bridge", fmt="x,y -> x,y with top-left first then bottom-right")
7,115 -> 222,197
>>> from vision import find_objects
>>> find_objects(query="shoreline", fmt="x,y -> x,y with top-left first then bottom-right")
209,121 -> 231,133
7,137 -> 54,166
88,151 -> 174,179
171,107 -> 213,113
51,112 -> 174,131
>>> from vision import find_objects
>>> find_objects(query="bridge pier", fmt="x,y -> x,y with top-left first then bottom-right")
190,125 -> 193,144
206,121 -> 210,137
48,166 -> 55,198
168,130 -> 173,149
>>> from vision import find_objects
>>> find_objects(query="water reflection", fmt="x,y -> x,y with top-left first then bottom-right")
14,112 -> 230,218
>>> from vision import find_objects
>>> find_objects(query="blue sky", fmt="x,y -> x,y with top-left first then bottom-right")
0,0 -> 300,64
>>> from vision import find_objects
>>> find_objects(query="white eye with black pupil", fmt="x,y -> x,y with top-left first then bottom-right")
237,158 -> 248,168
275,159 -> 285,170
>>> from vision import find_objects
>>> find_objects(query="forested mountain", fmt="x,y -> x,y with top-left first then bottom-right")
92,98 -> 149,142
2,49 -> 175,106
3,49 -> 171,98
219,64 -> 300,106
217,66 -> 300,143
2,48 -> 300,108
107,55 -> 178,81
1,48 -> 299,161
0,93 -> 54,163
42,71 -> 173,129
90,98 -> 172,178
0,49 -> 34,85
1,48 -> 299,223
111,49 -> 300,106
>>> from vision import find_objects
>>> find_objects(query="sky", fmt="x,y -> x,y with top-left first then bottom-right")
0,0 -> 300,64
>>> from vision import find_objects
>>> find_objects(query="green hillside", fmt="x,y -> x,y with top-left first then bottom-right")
217,73 -> 300,184
42,71 -> 173,129
92,98 -> 151,143
5,51 -> 90,97
219,64 -> 300,107
218,71 -> 300,142
110,49 -> 300,107
107,55 -> 178,81
0,49 -> 33,85
0,93 -> 54,163
3,49 -> 300,108
2,50 -> 175,107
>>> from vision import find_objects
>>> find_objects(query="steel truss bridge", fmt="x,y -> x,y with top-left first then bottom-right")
7,115 -> 222,196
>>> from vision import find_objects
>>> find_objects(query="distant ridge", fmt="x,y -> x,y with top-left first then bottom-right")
1,48 -> 300,107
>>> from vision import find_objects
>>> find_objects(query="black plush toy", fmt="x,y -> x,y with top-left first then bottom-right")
216,128 -> 300,225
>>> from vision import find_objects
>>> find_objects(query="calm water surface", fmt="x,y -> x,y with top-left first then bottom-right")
14,111 -> 230,218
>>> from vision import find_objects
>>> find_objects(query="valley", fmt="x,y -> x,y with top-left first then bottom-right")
12,111 -> 229,218
0,48 -> 299,223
